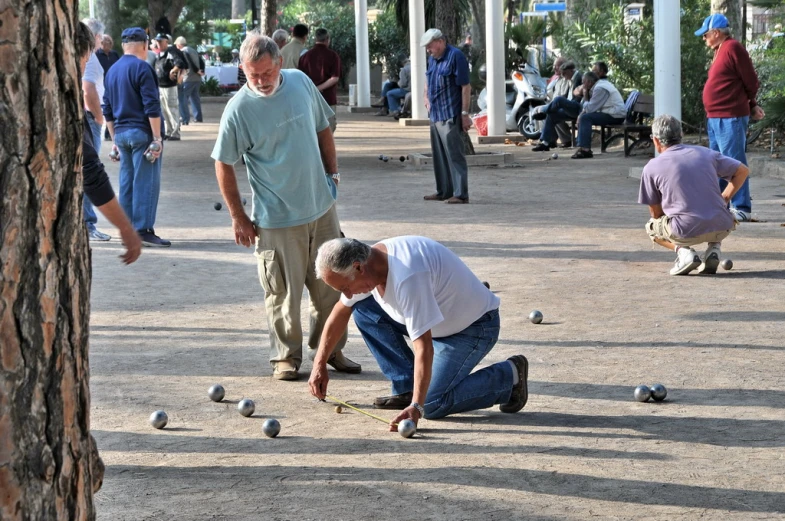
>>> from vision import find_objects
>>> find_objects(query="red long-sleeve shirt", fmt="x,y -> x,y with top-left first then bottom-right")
703,38 -> 759,118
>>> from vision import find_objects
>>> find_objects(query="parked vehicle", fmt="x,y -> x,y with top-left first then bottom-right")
477,62 -> 548,139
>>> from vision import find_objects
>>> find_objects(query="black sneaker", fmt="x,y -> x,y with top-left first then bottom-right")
532,143 -> 550,152
500,355 -> 528,413
167,136 -> 181,141
139,230 -> 171,247
532,111 -> 547,121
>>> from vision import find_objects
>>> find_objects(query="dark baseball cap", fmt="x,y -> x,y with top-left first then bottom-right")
121,27 -> 148,43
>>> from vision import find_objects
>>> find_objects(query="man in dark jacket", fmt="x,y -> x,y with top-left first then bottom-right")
154,33 -> 187,140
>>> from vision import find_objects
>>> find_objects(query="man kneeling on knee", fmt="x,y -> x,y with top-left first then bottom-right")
308,236 -> 528,431
639,115 -> 749,275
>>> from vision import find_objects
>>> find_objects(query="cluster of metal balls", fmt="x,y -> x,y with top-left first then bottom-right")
634,384 -> 668,402
148,384 -> 280,438
378,154 -> 407,163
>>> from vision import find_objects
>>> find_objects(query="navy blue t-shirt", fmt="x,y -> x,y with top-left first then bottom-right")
102,55 -> 161,137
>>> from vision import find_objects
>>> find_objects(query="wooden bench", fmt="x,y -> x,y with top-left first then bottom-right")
599,93 -> 654,156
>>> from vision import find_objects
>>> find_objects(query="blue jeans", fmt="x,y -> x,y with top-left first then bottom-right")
707,116 -> 751,213
84,113 -> 104,229
114,128 -> 163,232
178,81 -> 203,124
351,298 -> 513,419
540,96 -> 581,145
386,88 -> 409,113
380,80 -> 398,109
578,112 -> 624,149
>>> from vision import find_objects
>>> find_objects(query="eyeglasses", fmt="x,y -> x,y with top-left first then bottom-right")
702,30 -> 715,39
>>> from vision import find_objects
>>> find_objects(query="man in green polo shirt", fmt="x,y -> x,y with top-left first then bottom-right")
211,30 -> 361,381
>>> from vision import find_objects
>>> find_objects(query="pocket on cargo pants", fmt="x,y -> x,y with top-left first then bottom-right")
255,250 -> 285,295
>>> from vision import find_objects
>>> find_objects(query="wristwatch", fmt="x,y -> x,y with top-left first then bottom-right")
411,402 -> 425,417
461,111 -> 469,116
327,172 -> 340,182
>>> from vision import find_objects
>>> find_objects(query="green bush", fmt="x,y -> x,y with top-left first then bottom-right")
200,77 -> 223,96
369,7 -> 409,79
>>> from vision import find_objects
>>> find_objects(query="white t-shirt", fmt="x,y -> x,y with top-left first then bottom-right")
341,236 -> 500,340
82,52 -> 105,105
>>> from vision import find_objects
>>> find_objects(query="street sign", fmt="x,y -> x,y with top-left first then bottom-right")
533,2 -> 566,11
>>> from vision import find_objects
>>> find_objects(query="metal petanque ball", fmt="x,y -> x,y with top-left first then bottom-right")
207,384 -> 225,402
398,419 -> 417,438
214,202 -> 222,211
634,385 -> 652,402
378,154 -> 384,160
551,153 -> 558,160
262,418 -> 281,438
650,383 -> 668,401
528,310 -> 543,324
108,149 -> 120,161
721,259 -> 733,270
383,156 -> 389,162
149,410 -> 168,429
238,398 -> 255,417
399,156 -> 406,162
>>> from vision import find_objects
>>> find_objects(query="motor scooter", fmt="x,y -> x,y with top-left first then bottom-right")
477,62 -> 548,139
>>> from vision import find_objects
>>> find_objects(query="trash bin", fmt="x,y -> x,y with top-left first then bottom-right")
349,84 -> 357,106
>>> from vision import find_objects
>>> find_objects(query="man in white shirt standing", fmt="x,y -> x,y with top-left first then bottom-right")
309,236 -> 529,432
82,18 -> 112,241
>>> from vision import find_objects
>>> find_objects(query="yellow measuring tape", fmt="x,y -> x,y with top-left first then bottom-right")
325,395 -> 396,425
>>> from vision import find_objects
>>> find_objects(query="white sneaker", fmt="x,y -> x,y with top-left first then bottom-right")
88,228 -> 111,241
697,244 -> 721,274
730,207 -> 751,222
670,247 -> 701,276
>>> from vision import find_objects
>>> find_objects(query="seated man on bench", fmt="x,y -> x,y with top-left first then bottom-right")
569,71 -> 626,159
532,60 -> 583,151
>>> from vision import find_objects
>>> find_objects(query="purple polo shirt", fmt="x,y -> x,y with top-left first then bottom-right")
638,144 -> 739,238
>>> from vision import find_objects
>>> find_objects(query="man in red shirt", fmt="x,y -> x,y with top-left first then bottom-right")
298,28 -> 342,133
696,13 -> 764,222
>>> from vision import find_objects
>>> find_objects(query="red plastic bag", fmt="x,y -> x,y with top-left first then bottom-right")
472,113 -> 488,136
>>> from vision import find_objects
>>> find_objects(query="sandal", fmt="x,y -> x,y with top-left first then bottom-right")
571,149 -> 594,159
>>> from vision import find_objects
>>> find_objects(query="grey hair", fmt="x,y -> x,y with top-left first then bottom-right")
82,18 -> 105,38
560,60 -> 576,72
315,238 -> 372,280
272,29 -> 289,45
239,29 -> 281,64
314,28 -> 330,43
651,114 -> 683,147
582,71 -> 599,85
718,27 -> 732,36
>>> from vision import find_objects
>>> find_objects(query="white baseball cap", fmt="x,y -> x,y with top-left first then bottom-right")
420,28 -> 443,47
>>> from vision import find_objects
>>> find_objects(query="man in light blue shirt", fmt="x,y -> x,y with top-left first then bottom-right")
212,30 -> 361,381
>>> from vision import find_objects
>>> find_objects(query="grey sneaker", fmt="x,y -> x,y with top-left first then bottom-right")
697,244 -> 721,274
88,228 -> 111,241
730,208 -> 751,222
670,247 -> 701,276
500,355 -> 528,413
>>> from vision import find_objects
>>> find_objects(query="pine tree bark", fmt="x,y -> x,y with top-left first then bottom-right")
261,0 -> 277,36
147,0 -> 188,37
95,0 -> 120,45
0,1 -> 102,519
434,0 -> 461,46
712,0 -> 743,40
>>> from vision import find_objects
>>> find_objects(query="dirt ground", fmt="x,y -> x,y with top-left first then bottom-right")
88,101 -> 785,520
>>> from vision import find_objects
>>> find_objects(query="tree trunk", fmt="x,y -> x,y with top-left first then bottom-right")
434,0 -> 462,46
1,1 -> 103,519
95,0 -> 120,46
147,0 -> 188,37
712,0 -> 743,40
232,0 -> 247,19
468,0 -> 485,61
261,0 -> 277,36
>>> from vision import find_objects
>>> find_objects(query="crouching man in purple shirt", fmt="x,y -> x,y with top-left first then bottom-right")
638,115 -> 749,276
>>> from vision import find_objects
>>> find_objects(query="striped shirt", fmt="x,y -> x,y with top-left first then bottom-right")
426,45 -> 470,122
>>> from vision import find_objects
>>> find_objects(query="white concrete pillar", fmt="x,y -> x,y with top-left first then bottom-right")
486,0 -> 506,136
355,0 -> 371,107
654,0 -> 681,121
408,0 -> 427,120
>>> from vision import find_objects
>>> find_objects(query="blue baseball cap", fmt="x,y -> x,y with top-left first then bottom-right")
695,14 -> 729,37
121,27 -> 148,43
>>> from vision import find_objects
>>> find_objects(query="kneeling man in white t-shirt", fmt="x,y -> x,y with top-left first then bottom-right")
309,236 -> 528,432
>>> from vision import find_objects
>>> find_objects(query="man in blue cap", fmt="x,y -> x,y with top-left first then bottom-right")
695,13 -> 763,223
102,27 -> 170,247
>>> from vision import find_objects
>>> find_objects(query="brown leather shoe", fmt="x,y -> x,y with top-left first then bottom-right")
500,355 -> 528,413
374,391 -> 413,409
273,360 -> 299,381
445,196 -> 469,204
327,352 -> 362,374
424,193 -> 445,201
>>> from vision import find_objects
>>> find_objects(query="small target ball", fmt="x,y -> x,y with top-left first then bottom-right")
214,202 -> 222,211
528,310 -> 543,324
551,153 -> 558,160
398,419 -> 417,438
238,398 -> 255,417
650,383 -> 667,401
207,384 -> 225,402
399,156 -> 406,162
149,410 -> 168,429
334,405 -> 343,414
634,385 -> 652,402
721,259 -> 733,270
262,418 -> 281,438
482,281 -> 490,289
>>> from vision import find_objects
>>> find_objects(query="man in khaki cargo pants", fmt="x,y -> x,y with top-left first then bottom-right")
211,31 -> 361,380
